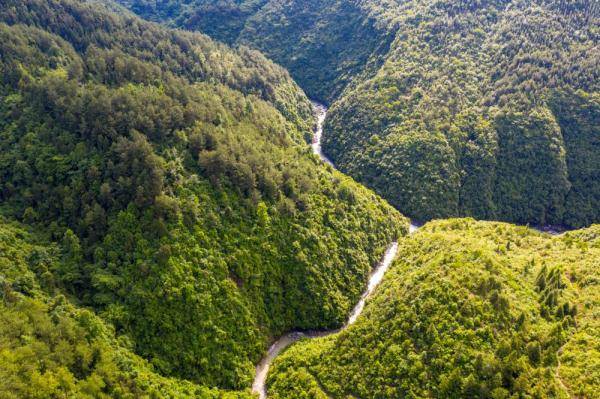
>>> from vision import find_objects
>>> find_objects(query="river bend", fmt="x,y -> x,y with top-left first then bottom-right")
251,102 -> 418,398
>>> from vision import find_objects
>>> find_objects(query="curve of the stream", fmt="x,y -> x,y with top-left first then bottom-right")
251,102 -> 419,398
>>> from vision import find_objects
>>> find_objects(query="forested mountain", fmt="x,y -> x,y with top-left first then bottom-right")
268,219 -> 600,398
0,219 -> 253,398
2,0 -> 599,398
117,0 -> 271,45
117,0 -> 600,228
0,0 -> 406,395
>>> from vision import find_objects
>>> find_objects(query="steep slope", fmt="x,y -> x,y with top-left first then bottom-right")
237,0 -> 397,103
0,0 -> 407,393
0,219 -> 253,398
321,0 -> 599,227
1,0 -> 314,133
268,219 -> 600,398
115,0 -> 600,228
117,0 -> 271,45
116,0 -> 398,103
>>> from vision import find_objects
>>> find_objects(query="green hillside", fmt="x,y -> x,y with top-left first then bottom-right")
268,219 -> 600,398
2,0 -> 598,397
0,219 -> 253,398
117,0 -> 271,45
0,0 -> 406,394
320,1 -> 599,227
116,0 -> 600,228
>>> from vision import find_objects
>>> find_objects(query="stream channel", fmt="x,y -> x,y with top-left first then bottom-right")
251,102 -> 420,398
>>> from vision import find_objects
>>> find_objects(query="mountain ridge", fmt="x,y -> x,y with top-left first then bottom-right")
117,0 -> 600,228
0,0 -> 406,395
1,1 -> 598,397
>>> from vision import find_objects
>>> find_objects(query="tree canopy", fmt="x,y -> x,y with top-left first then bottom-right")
118,0 -> 600,228
268,219 -> 600,398
0,0 -> 407,394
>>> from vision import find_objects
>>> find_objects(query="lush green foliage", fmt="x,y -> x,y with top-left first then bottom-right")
117,0 -> 600,227
549,90 -> 600,227
2,1 -> 597,396
117,0 -> 396,103
0,0 -> 407,393
118,0 -> 270,46
237,0 -> 396,103
1,0 -> 314,133
268,219 -> 600,398
320,1 -> 599,227
0,219 -> 253,398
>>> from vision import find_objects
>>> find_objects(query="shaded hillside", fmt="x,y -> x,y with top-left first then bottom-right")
268,219 -> 600,398
0,0 -> 407,393
118,0 -> 271,45
320,1 -> 599,227
116,0 -> 600,228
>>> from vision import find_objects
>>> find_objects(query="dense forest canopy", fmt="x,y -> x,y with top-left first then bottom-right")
0,0 -> 406,395
0,218 -> 255,398
1,0 -> 598,398
268,219 -> 600,398
117,0 -> 600,228
117,0 -> 271,45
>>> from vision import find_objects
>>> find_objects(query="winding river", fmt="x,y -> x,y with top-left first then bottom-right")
251,102 -> 419,398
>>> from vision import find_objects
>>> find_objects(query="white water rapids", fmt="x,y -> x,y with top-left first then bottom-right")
251,102 -> 419,398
